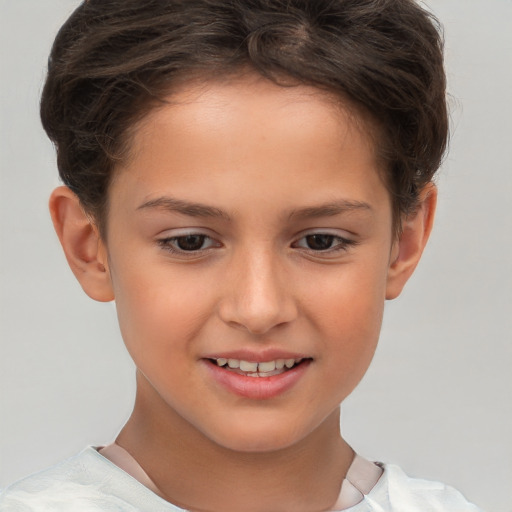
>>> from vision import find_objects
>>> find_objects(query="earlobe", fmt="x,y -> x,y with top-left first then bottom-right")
385,183 -> 437,300
49,186 -> 114,302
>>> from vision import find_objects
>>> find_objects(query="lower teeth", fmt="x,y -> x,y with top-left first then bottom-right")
246,369 -> 285,377
217,364 -> 296,377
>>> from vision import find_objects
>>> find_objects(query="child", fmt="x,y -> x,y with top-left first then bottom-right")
0,0 -> 484,510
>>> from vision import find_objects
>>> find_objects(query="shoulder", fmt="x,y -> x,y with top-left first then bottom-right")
0,447 -> 181,512
0,447 -> 124,511
358,463 -> 484,512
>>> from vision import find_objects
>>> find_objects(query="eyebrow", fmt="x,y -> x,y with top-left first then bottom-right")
288,200 -> 373,220
137,196 -> 372,222
137,196 -> 231,220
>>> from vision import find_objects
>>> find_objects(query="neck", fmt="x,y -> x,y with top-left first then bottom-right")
116,371 -> 354,512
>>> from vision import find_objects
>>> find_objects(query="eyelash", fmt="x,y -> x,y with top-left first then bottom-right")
157,234 -> 219,255
157,232 -> 358,257
292,234 -> 358,254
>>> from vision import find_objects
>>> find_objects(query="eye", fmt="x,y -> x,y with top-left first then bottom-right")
303,234 -> 336,251
158,234 -> 219,254
293,233 -> 357,253
174,234 -> 209,251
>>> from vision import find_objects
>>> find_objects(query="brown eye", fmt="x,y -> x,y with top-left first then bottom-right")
175,235 -> 208,251
305,234 -> 335,251
158,233 -> 218,254
292,233 -> 357,255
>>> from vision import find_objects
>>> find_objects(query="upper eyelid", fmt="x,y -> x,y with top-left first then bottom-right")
156,227 -> 220,240
292,227 -> 355,240
159,233 -> 218,244
293,234 -> 355,247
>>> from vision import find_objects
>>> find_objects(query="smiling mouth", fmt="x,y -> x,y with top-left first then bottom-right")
208,357 -> 309,378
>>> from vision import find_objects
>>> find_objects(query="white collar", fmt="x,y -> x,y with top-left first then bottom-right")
98,443 -> 383,511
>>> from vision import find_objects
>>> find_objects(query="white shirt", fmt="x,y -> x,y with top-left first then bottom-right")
0,446 -> 483,511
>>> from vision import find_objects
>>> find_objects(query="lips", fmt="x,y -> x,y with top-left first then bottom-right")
203,353 -> 312,400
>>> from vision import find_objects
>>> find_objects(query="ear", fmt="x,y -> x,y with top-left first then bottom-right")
386,183 -> 437,300
49,186 -> 114,302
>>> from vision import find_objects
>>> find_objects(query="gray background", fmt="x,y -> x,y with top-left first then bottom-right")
1,1 -> 511,510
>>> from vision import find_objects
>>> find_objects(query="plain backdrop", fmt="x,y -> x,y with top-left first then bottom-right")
1,1 -> 511,510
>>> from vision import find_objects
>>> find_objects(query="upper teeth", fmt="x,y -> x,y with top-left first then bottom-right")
215,358 -> 301,372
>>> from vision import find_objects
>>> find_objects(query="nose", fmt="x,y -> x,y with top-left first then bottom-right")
217,248 -> 298,335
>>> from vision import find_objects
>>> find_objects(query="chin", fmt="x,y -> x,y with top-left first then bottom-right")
203,415 -> 317,454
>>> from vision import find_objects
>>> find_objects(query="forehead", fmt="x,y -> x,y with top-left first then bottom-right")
109,73 -> 389,224
128,73 -> 379,166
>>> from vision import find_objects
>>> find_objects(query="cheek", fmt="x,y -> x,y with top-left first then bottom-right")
110,262 -> 215,365
308,256 -> 388,330
307,259 -> 388,385
321,292 -> 383,370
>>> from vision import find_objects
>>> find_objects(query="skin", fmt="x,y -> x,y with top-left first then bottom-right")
50,74 -> 436,512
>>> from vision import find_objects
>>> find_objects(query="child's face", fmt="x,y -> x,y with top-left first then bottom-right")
101,75 -> 398,452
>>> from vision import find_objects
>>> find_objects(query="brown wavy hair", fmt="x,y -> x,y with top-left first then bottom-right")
41,0 -> 448,236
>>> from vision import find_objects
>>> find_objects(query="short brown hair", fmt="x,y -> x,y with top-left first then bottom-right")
41,0 -> 448,235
